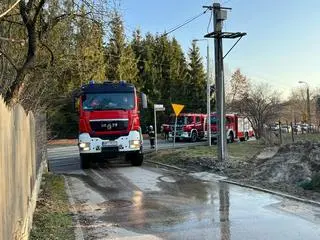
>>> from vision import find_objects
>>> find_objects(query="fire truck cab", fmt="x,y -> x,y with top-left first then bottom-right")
73,81 -> 147,168
167,113 -> 207,142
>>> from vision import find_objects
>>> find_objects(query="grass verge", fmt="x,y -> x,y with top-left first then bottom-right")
30,173 -> 74,240
148,140 -> 265,166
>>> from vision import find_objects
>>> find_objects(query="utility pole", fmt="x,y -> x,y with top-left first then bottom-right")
206,42 -> 212,146
213,3 -> 227,161
298,81 -> 311,126
307,87 -> 311,125
203,3 -> 246,163
193,39 -> 212,146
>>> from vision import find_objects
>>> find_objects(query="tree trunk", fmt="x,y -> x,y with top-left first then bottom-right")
4,2 -> 37,105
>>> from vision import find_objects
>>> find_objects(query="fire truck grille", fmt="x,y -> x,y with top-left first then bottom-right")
170,125 -> 183,131
90,120 -> 128,132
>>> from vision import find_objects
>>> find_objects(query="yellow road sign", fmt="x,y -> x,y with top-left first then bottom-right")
171,103 -> 184,116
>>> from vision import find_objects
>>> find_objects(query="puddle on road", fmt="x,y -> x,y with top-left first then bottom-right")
64,165 -> 320,240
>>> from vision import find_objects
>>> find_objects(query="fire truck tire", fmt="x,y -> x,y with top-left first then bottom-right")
245,132 -> 249,141
128,152 -> 144,166
190,131 -> 197,142
80,154 -> 91,169
228,132 -> 234,143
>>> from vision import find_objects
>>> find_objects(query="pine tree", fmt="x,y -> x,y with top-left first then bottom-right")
105,12 -> 138,82
117,45 -> 138,84
75,7 -> 106,87
186,41 -> 206,112
131,29 -> 145,88
170,38 -> 188,104
105,12 -> 124,81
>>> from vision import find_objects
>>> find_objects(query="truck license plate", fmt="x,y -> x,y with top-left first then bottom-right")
102,141 -> 117,147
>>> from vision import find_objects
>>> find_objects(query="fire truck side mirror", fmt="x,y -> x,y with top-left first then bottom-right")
71,90 -> 81,113
141,93 -> 148,109
72,96 -> 79,113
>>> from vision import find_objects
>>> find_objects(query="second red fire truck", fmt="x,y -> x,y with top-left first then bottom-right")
165,113 -> 207,142
209,113 -> 254,143
164,112 -> 254,143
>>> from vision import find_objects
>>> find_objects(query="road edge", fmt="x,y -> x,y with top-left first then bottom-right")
146,160 -> 320,207
64,176 -> 85,240
145,160 -> 190,172
221,179 -> 320,207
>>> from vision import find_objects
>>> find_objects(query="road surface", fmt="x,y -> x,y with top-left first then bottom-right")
47,139 -> 206,171
48,146 -> 320,240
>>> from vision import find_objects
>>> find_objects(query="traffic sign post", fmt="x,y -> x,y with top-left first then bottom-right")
173,116 -> 177,148
171,104 -> 184,148
154,104 -> 165,152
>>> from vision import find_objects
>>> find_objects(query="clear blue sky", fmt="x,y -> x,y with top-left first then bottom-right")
120,0 -> 320,98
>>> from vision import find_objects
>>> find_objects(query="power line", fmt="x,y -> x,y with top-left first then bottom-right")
222,0 -> 233,5
207,10 -> 213,33
162,9 -> 209,37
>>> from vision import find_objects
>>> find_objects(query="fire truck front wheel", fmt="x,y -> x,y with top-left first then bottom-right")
126,151 -> 144,166
227,132 -> 234,143
190,131 -> 198,142
245,132 -> 249,141
80,154 -> 91,169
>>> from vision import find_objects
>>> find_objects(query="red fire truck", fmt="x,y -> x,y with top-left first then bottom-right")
73,81 -> 147,168
166,113 -> 207,142
210,113 -> 254,143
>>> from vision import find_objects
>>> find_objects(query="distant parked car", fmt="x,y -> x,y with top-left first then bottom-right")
301,124 -> 309,133
270,124 -> 279,131
281,124 -> 291,133
293,124 -> 302,134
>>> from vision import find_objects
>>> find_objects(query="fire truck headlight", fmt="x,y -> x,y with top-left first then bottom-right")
129,140 -> 141,149
79,142 -> 90,151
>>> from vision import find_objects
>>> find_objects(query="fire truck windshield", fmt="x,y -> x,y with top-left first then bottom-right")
82,93 -> 135,111
168,116 -> 193,125
210,115 -> 217,124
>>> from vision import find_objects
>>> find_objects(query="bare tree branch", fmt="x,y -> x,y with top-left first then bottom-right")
32,0 -> 46,24
39,40 -> 54,64
0,36 -> 26,43
26,0 -> 35,13
0,0 -> 22,19
19,0 -> 30,26
0,48 -> 18,70
0,18 -> 23,25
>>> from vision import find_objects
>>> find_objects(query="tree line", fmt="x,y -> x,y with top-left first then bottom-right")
0,1 -> 208,137
1,1 -> 318,139
227,69 -> 320,140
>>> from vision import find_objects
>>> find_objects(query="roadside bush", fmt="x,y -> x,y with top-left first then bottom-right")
311,172 -> 320,191
299,172 -> 320,191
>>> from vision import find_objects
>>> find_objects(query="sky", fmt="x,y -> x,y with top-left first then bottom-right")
119,0 -> 320,99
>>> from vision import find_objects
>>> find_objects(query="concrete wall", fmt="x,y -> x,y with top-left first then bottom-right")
0,98 -> 46,240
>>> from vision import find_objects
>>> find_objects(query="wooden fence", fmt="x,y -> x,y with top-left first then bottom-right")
0,98 -> 47,240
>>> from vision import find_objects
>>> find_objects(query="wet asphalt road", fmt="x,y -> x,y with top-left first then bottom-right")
48,146 -> 320,240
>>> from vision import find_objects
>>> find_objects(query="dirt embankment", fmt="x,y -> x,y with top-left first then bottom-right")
251,141 -> 320,184
242,141 -> 320,201
226,141 -> 320,201
149,141 -> 320,201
